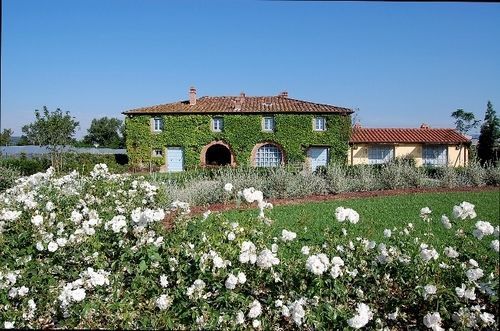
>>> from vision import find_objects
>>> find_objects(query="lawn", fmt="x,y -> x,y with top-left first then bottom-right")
219,191 -> 500,244
200,190 -> 500,257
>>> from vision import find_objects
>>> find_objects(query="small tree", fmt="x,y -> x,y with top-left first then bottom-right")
0,128 -> 13,146
83,117 -> 123,148
477,101 -> 500,165
22,106 -> 79,171
451,109 -> 480,134
16,135 -> 31,146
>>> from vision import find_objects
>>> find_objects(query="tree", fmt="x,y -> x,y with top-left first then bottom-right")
0,128 -> 13,146
451,109 -> 480,134
83,117 -> 124,148
22,106 -> 79,171
477,101 -> 500,165
16,135 -> 31,146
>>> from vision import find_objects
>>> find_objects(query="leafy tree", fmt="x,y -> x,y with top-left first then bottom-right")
83,117 -> 124,148
22,106 -> 79,171
477,101 -> 500,165
0,128 -> 13,146
16,135 -> 31,146
451,109 -> 480,134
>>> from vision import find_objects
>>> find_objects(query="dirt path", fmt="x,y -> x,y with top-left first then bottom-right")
188,185 -> 499,216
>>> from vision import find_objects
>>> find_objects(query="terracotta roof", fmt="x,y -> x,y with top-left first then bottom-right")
350,128 -> 470,144
123,95 -> 352,115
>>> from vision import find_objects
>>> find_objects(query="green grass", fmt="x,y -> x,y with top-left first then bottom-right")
198,190 -> 499,261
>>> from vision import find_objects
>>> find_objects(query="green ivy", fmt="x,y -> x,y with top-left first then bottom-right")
125,113 -> 351,169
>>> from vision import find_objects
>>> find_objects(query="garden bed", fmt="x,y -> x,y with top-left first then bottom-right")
1,165 -> 498,329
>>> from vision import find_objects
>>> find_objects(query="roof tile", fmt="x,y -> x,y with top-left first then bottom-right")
350,128 -> 470,144
123,95 -> 352,115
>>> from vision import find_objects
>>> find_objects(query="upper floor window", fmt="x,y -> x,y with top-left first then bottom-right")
153,118 -> 163,132
422,145 -> 448,166
314,117 -> 326,131
262,117 -> 275,132
212,117 -> 224,132
368,145 -> 394,164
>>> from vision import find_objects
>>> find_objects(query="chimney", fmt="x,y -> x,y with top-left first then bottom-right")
353,122 -> 362,129
233,92 -> 245,111
279,91 -> 288,98
189,86 -> 197,105
420,123 -> 429,129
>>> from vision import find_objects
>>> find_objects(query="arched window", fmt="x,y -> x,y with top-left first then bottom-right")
255,144 -> 283,167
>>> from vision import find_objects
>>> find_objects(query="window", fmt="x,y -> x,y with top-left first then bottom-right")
255,144 -> 283,167
262,117 -> 275,132
152,149 -> 163,157
422,145 -> 448,166
314,117 -> 326,131
368,145 -> 394,164
212,117 -> 223,132
153,118 -> 163,132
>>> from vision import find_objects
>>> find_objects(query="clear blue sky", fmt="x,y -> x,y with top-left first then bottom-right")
2,0 -> 500,138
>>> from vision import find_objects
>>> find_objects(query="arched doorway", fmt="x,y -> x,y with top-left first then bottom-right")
200,141 -> 236,167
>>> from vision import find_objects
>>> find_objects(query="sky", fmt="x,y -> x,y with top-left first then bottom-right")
2,0 -> 500,139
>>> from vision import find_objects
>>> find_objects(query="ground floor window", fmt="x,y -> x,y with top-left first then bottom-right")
152,149 -> 163,157
422,145 -> 447,166
368,145 -> 394,164
255,144 -> 283,167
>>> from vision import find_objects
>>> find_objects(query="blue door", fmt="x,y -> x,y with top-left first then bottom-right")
309,147 -> 328,171
166,147 -> 183,172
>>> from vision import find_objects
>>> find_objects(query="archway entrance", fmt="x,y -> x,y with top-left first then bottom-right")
204,143 -> 233,166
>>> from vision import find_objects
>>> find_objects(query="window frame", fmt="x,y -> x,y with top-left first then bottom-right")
255,144 -> 283,167
262,116 -> 275,132
212,117 -> 224,132
152,117 -> 163,132
152,149 -> 163,157
313,117 -> 326,131
367,145 -> 394,164
422,145 -> 448,166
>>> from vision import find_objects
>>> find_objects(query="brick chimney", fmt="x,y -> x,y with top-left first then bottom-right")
420,123 -> 430,129
279,91 -> 288,98
189,86 -> 197,105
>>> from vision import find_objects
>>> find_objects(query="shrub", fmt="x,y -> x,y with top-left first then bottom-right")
347,165 -> 381,191
61,153 -> 129,174
458,162 -> 487,187
323,164 -> 349,194
0,155 -> 50,176
436,166 -> 460,188
484,163 -> 500,186
379,162 -> 427,189
0,165 -> 20,192
0,153 -> 129,176
171,179 -> 224,206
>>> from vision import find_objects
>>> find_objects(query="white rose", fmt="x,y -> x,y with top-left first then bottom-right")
47,242 -> 59,252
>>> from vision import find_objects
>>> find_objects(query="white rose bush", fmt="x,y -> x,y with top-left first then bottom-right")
0,165 -> 498,329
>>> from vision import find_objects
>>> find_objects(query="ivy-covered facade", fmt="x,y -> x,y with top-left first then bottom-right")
123,88 -> 352,172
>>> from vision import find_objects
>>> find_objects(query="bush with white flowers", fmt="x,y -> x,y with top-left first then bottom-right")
0,165 -> 498,329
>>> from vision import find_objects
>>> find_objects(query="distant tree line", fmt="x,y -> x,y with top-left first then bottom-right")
2,109 -> 125,149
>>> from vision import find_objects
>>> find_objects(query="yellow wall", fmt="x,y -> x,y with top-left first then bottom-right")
447,145 -> 468,167
347,144 -> 469,167
394,144 -> 423,166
